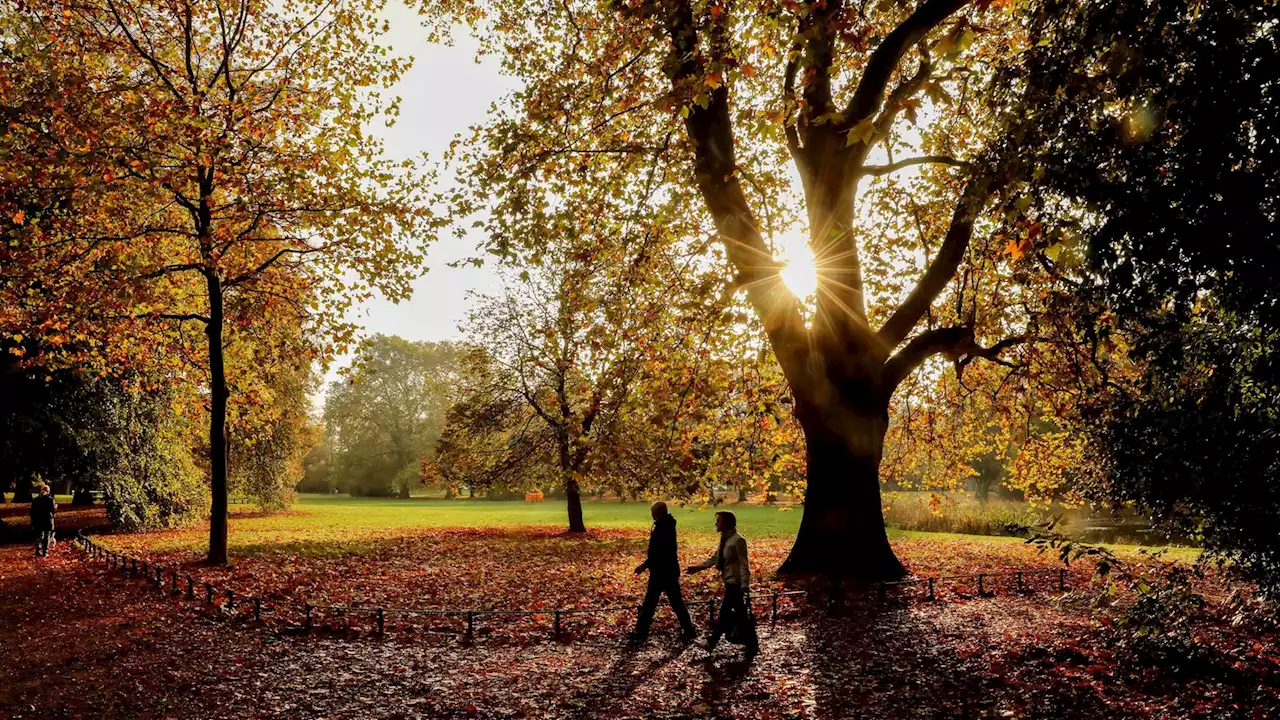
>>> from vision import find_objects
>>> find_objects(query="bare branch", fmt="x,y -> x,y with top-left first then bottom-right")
859,155 -> 969,177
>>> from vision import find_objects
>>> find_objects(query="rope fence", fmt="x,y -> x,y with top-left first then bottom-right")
71,532 -> 1071,640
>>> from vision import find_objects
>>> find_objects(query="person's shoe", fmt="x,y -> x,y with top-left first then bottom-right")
625,632 -> 648,646
679,628 -> 698,643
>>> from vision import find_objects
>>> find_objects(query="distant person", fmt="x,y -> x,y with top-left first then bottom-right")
30,483 -> 56,557
629,501 -> 697,644
686,510 -> 757,653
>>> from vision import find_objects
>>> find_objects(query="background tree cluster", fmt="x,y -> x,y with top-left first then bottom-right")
316,335 -> 463,498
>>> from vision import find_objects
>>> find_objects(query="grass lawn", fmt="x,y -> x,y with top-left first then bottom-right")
86,493 -> 1200,623
89,493 -> 1203,564
205,493 -> 1198,558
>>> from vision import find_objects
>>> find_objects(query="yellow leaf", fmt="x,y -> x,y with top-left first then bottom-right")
845,118 -> 876,147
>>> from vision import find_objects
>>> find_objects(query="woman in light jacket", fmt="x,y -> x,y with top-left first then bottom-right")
685,510 -> 757,652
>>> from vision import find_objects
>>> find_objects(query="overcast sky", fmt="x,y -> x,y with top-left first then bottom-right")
319,3 -> 515,391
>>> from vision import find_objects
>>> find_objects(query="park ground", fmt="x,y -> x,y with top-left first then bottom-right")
1,495 -> 1278,719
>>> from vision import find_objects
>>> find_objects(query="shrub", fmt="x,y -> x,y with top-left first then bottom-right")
882,493 -> 1047,537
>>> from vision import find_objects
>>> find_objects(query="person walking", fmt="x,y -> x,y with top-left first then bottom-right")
686,510 -> 757,653
30,483 -> 56,558
629,502 -> 698,644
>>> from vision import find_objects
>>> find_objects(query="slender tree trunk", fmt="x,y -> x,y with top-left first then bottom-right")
206,275 -> 230,566
779,403 -> 906,582
565,477 -> 586,533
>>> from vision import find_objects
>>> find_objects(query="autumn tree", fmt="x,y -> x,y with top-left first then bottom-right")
2,0 -> 428,562
323,336 -> 463,498
425,0 -> 1052,579
994,0 -> 1280,592
431,175 -> 735,530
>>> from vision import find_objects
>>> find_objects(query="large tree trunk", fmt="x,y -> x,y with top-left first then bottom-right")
779,407 -> 906,582
12,476 -> 33,504
206,275 -> 230,565
565,477 -> 586,533
72,488 -> 94,506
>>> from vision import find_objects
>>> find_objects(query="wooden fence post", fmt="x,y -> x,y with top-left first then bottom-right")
304,603 -> 312,631
254,598 -> 262,622
927,577 -> 935,601
553,611 -> 562,637
377,608 -> 385,634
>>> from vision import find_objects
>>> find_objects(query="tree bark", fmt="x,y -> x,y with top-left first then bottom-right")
12,476 -> 33,504
72,488 -> 94,506
206,274 -> 230,566
975,476 -> 992,503
779,408 -> 905,581
565,477 -> 586,533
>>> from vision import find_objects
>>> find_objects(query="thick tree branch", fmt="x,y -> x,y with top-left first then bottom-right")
882,326 -> 1025,390
878,173 -> 994,346
663,0 -> 809,382
842,0 -> 969,129
156,313 -> 211,324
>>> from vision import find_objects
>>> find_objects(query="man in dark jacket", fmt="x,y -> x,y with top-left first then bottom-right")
629,502 -> 696,644
30,483 -> 56,557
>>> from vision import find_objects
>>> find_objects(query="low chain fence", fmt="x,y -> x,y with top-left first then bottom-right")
72,532 -> 1073,640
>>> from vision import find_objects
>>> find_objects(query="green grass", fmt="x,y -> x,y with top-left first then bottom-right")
204,493 -> 1192,556
242,494 -> 806,537
99,493 -> 1199,565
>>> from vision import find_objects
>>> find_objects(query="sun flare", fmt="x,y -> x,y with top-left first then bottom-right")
776,232 -> 819,300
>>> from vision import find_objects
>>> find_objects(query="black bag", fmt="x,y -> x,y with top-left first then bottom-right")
725,594 -> 758,646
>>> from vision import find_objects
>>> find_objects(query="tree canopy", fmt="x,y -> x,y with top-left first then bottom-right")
993,0 -> 1280,593
324,336 -> 464,498
2,0 -> 430,562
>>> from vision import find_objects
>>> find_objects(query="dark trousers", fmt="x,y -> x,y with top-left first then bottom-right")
709,584 -> 757,648
634,574 -> 696,637
35,529 -> 53,557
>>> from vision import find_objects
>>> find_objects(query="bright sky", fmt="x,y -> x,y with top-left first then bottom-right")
319,3 -> 514,390
330,1 -> 912,388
